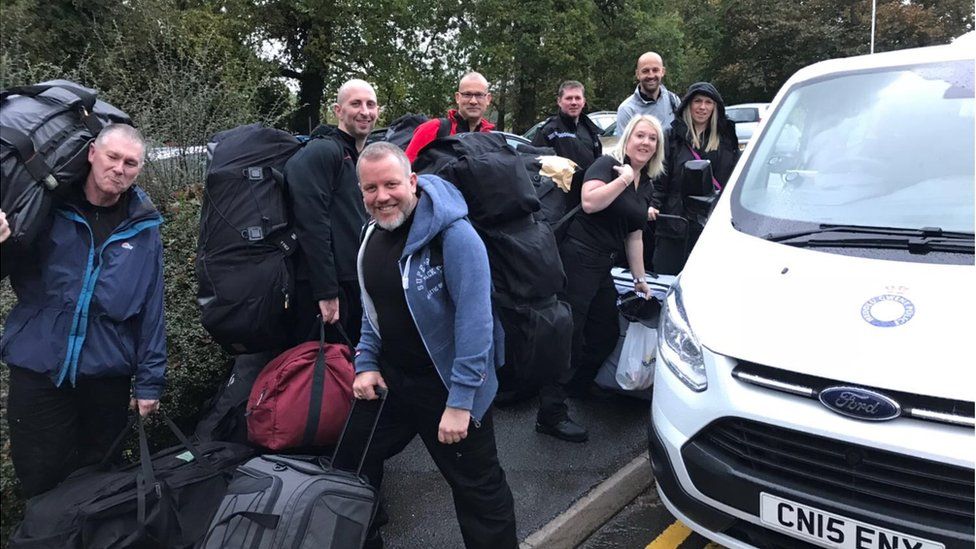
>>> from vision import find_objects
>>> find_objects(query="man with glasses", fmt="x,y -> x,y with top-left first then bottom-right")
405,72 -> 494,163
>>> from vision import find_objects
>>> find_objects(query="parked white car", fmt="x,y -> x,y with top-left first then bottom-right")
649,38 -> 974,549
725,103 -> 769,149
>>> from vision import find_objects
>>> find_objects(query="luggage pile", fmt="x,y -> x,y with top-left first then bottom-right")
413,133 -> 574,394
9,414 -> 253,549
10,390 -> 384,549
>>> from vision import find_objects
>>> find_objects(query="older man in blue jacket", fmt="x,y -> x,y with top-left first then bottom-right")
352,142 -> 517,549
1,124 -> 166,497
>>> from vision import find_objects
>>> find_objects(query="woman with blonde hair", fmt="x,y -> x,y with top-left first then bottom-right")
653,82 -> 739,275
536,114 -> 665,442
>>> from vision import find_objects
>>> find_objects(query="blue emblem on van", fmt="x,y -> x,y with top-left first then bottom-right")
818,386 -> 901,422
861,294 -> 915,327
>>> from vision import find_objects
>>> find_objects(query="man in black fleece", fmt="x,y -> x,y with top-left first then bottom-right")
531,80 -> 603,212
286,79 -> 379,345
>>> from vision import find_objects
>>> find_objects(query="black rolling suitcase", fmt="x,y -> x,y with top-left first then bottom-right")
198,389 -> 387,548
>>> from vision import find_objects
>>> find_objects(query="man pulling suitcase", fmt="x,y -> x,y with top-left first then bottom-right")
352,142 -> 518,549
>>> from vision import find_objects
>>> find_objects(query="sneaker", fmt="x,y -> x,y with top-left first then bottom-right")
535,418 -> 589,443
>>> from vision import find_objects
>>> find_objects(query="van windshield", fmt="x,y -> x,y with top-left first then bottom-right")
732,58 -> 975,256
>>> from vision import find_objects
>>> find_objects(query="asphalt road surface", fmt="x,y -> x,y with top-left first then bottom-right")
581,486 -> 722,549
378,389 -> 651,548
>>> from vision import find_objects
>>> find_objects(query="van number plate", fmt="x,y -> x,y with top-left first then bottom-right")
759,493 -> 944,549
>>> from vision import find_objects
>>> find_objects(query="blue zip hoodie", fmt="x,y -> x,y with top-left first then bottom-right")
356,174 -> 504,421
1,186 -> 167,399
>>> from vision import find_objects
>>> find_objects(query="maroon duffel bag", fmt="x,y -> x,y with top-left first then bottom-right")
246,323 -> 355,450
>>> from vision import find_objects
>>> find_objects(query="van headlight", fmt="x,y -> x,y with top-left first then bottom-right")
658,278 -> 707,391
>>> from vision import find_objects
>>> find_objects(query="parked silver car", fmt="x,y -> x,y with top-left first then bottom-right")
725,102 -> 769,149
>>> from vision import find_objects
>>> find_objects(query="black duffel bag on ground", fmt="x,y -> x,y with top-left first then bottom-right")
194,350 -> 278,444
0,80 -> 131,254
9,413 -> 253,549
494,294 -> 573,393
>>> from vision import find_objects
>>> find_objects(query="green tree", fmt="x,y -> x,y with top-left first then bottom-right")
239,0 -> 463,132
710,0 -> 974,105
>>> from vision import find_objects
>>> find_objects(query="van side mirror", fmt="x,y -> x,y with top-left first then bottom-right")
681,159 -> 714,197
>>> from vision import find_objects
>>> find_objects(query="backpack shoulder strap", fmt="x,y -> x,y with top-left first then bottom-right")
435,117 -> 452,139
669,91 -> 680,113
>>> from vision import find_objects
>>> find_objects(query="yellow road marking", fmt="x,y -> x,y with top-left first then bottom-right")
645,520 -> 693,548
703,544 -> 724,549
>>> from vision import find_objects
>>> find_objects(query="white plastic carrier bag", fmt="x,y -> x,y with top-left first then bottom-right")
615,322 -> 656,391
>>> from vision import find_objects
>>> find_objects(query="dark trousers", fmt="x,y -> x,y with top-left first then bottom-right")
361,366 -> 517,549
538,237 -> 620,422
293,279 -> 363,347
6,366 -> 131,497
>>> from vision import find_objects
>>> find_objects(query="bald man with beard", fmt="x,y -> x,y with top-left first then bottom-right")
405,71 -> 496,163
615,52 -> 681,135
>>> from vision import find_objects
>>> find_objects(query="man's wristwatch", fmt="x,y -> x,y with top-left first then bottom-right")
633,277 -> 644,285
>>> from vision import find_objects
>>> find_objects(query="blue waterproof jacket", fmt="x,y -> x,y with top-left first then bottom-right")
355,174 -> 504,421
1,186 -> 167,399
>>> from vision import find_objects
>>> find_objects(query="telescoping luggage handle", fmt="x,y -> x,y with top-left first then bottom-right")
330,384 -> 387,478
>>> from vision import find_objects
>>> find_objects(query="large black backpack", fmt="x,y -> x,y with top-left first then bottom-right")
414,132 -> 542,226
0,80 -> 131,254
415,134 -> 572,391
370,114 -> 451,151
196,124 -> 304,354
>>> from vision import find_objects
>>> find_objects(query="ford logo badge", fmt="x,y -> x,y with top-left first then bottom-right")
818,386 -> 901,422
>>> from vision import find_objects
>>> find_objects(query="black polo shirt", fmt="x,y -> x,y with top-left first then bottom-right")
566,155 -> 651,253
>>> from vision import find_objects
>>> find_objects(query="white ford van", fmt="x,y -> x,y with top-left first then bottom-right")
648,39 -> 975,549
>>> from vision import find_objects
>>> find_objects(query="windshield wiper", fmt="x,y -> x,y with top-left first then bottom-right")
778,236 -> 973,254
765,224 -> 974,243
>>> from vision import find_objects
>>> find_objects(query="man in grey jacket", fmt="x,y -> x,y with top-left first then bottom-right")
352,142 -> 517,549
615,51 -> 681,134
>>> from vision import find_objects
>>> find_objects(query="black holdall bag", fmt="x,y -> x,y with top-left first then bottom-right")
9,413 -> 253,549
196,124 -> 304,354
380,113 -> 428,149
0,80 -> 131,254
495,293 -> 572,390
476,216 -> 567,300
199,389 -> 387,549
377,114 -> 452,150
413,132 -> 541,225
194,350 -> 278,444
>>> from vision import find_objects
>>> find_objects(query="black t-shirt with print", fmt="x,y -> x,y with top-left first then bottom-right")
361,212 -> 432,372
566,155 -> 651,252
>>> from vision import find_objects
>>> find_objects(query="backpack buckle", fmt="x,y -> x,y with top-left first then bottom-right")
246,167 -> 264,181
243,226 -> 264,241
